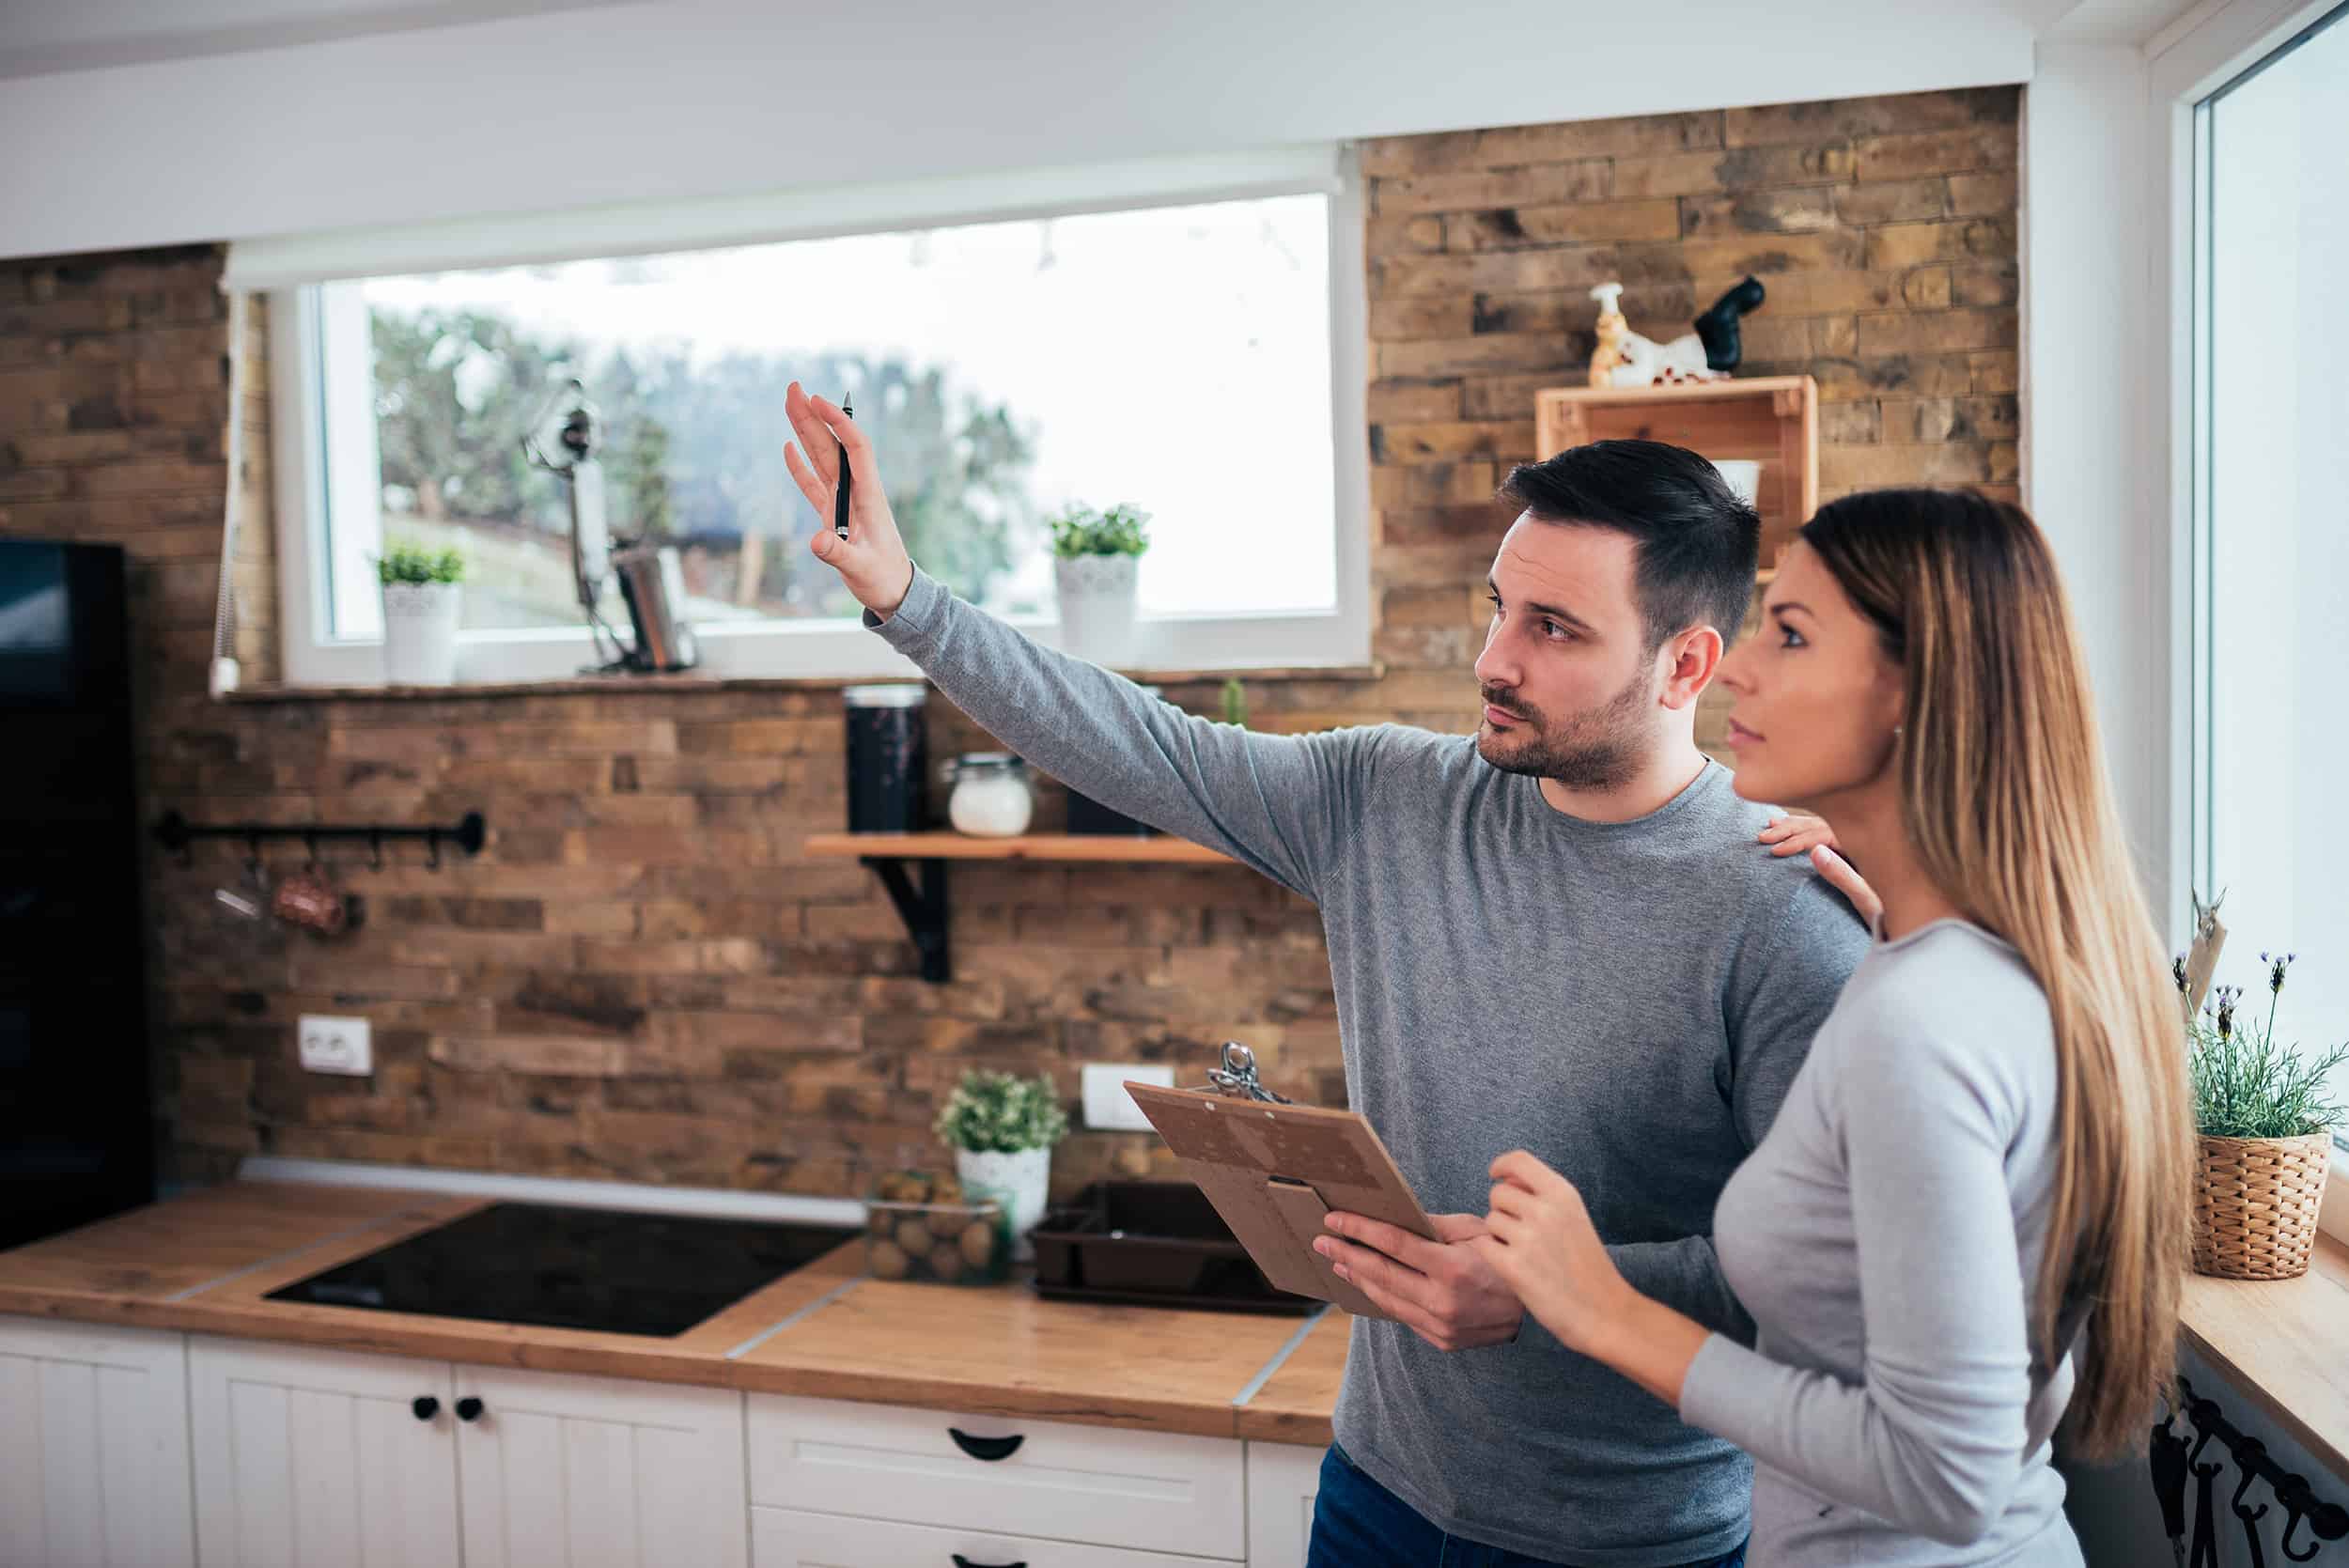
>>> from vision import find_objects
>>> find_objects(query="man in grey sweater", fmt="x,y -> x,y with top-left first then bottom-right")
784,384 -> 1870,1568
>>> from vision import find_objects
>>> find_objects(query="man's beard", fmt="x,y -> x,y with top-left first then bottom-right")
1475,665 -> 1657,790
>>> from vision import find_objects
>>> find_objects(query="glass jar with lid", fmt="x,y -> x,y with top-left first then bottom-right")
945,752 -> 1034,838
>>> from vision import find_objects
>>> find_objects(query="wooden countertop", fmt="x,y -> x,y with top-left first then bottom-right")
1237,1307 -> 1348,1446
2181,1231 -> 2349,1483
0,1181 -> 1338,1444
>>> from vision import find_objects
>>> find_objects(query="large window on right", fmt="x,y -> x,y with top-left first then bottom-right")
2190,0 -> 2349,1132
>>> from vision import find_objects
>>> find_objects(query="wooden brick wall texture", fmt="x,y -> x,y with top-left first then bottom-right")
0,86 -> 2017,1200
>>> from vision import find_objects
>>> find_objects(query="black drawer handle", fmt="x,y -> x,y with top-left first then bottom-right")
951,1557 -> 1026,1568
455,1396 -> 485,1422
411,1396 -> 440,1421
946,1428 -> 1024,1463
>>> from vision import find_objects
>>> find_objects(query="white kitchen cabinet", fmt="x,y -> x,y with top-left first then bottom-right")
455,1363 -> 748,1568
747,1393 -> 1247,1561
751,1505 -> 1221,1567
0,1316 -> 196,1568
1244,1441 -> 1327,1568
192,1338 -> 750,1568
190,1335 -> 463,1568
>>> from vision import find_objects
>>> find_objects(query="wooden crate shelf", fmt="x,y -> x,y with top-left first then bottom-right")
1534,375 -> 1818,576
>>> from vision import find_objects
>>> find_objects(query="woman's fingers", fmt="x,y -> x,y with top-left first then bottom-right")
1489,1149 -> 1563,1193
1813,846 -> 1883,927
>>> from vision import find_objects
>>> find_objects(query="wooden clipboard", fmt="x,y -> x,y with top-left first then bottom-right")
1124,1081 -> 1439,1319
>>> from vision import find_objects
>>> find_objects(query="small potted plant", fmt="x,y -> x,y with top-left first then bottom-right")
934,1069 -> 1069,1263
376,541 -> 465,686
2184,946 -> 2346,1280
1049,502 -> 1149,666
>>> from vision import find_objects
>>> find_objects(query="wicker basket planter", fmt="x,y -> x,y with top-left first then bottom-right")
2191,1131 -> 2334,1280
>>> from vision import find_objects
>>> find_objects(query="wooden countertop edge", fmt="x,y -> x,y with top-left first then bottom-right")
1232,1406 -> 1337,1447
0,1279 -> 1317,1442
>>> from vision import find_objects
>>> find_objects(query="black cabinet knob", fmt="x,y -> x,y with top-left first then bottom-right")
412,1396 -> 440,1421
455,1396 -> 485,1422
951,1557 -> 1027,1568
946,1428 -> 1025,1463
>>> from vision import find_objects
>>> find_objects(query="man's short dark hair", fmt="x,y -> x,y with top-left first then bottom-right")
1498,439 -> 1762,651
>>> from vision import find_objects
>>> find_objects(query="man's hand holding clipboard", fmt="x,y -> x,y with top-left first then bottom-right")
1126,1046 -> 1525,1350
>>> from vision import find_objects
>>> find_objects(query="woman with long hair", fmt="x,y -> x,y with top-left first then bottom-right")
1477,489 -> 2195,1564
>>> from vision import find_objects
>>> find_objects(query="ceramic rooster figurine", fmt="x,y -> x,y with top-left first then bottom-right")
1588,276 -> 1768,388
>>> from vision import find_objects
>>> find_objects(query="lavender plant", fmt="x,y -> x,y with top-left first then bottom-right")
2182,950 -> 2349,1140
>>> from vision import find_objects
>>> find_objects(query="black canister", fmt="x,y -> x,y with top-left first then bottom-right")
844,683 -> 929,832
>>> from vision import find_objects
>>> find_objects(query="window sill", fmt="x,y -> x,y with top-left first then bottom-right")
217,662 -> 1388,704
2179,1168 -> 2349,1485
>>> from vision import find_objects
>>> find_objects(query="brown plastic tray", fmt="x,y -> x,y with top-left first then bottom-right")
1028,1181 -> 1317,1314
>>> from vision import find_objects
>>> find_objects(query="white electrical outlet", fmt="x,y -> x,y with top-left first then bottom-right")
1082,1062 -> 1173,1131
298,1014 -> 372,1077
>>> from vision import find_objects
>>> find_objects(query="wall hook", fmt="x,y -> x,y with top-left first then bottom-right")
368,829 -> 385,871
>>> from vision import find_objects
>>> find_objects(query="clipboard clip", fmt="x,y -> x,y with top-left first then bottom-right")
1202,1041 -> 1292,1105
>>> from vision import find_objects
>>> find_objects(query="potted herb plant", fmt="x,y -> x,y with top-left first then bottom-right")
376,542 -> 466,686
2184,947 -> 2347,1280
934,1069 -> 1069,1263
1049,502 -> 1149,666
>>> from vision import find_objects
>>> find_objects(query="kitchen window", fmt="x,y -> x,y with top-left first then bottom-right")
2186,0 -> 2349,1139
238,147 -> 1369,685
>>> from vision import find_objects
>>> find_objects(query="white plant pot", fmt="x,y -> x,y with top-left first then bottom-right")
1053,553 -> 1140,667
381,582 -> 461,686
955,1145 -> 1052,1264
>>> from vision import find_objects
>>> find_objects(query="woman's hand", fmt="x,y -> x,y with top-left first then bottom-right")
1476,1152 -> 1637,1358
1757,813 -> 1883,928
782,380 -> 915,617
1479,1152 -> 1714,1407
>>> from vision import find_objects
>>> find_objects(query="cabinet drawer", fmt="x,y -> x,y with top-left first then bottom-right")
746,1395 -> 1243,1560
752,1505 -> 1218,1568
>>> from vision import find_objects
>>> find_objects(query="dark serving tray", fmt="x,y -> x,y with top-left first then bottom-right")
1029,1181 -> 1317,1314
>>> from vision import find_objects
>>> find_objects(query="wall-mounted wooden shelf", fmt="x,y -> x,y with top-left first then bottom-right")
804,832 -> 1234,866
804,832 -> 1244,980
1534,376 -> 1818,577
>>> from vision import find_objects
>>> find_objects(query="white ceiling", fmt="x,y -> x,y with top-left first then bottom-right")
0,0 -> 632,78
0,0 -> 2207,81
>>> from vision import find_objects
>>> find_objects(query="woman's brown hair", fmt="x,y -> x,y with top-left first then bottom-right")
1800,488 -> 2194,1458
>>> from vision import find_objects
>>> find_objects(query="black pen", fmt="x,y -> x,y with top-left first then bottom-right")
833,395 -> 853,540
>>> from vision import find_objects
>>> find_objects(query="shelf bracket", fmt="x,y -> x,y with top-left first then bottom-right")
863,856 -> 951,983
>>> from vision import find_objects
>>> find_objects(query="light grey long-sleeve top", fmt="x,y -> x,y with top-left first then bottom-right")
870,567 -> 1869,1565
1679,918 -> 2087,1566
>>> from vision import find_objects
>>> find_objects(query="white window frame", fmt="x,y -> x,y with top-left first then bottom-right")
2149,0 -> 2349,1219
253,146 -> 1371,687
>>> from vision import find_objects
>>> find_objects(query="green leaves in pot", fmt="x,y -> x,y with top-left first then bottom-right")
1047,503 -> 1150,560
2183,950 -> 2349,1139
933,1069 -> 1070,1154
375,542 -> 466,586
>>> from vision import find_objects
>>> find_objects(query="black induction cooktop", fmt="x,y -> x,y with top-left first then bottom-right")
266,1201 -> 858,1338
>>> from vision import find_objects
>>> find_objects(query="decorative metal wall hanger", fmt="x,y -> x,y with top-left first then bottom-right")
155,811 -> 487,873
2162,1375 -> 2349,1563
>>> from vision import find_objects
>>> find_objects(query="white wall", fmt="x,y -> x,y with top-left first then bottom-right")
0,0 -> 2045,260
2018,42 -> 2171,915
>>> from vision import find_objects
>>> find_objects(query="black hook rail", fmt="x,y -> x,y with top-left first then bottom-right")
154,810 -> 487,870
2175,1374 -> 2349,1561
